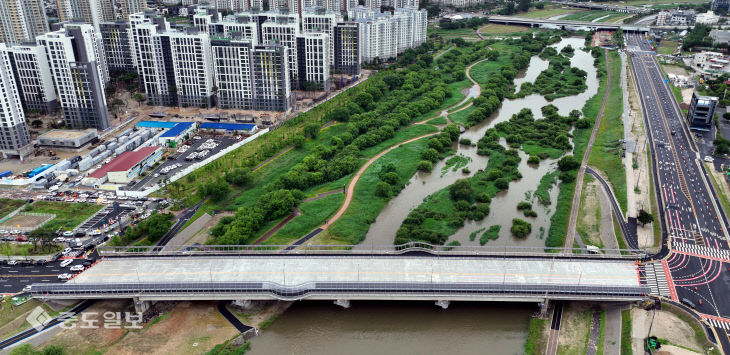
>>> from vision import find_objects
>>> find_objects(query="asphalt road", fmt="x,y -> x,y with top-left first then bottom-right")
0,258 -> 88,294
626,32 -> 730,352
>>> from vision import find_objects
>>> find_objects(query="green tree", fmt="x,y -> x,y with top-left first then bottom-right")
637,209 -> 654,226
557,156 -> 580,171
132,93 -> 145,106
291,134 -> 305,148
303,123 -> 320,138
449,179 -> 473,201
224,168 -> 251,186
375,181 -> 392,197
417,160 -> 433,171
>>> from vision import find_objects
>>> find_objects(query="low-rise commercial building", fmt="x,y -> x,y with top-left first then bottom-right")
85,146 -> 162,185
38,129 -> 98,150
158,122 -> 197,146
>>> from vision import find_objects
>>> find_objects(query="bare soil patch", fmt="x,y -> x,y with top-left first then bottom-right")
0,213 -> 53,230
186,212 -> 233,246
557,302 -> 592,354
41,300 -> 237,355
631,308 -> 704,354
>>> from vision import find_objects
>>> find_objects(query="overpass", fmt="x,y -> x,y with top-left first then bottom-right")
30,245 -> 649,310
488,15 -> 650,32
552,1 -> 650,14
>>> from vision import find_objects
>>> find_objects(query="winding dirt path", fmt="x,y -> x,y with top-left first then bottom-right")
321,132 -> 440,229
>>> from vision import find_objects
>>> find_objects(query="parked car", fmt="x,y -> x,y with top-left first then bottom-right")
62,248 -> 72,255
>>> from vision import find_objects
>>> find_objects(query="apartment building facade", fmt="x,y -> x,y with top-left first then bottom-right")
0,43 -> 31,158
5,44 -> 58,114
0,0 -> 49,45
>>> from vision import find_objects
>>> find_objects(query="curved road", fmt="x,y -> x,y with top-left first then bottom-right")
586,167 -> 638,250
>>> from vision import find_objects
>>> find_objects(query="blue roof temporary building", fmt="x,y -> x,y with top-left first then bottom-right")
136,121 -> 179,129
160,122 -> 195,138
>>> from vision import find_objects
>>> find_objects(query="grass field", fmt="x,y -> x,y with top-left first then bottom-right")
428,27 -> 480,40
620,309 -> 632,355
0,299 -> 41,340
478,24 -> 533,35
588,50 -> 628,214
449,105 -> 478,126
0,242 -> 63,256
263,193 -> 344,245
427,116 -> 447,125
469,43 -> 520,85
523,317 -> 548,354
657,40 -> 679,55
361,124 -> 439,158
0,199 -> 23,221
22,201 -> 102,232
561,10 -> 630,22
521,6 -> 577,19
326,138 -> 432,245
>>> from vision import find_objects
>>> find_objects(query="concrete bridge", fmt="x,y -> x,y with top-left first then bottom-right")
30,245 -> 650,311
552,1 -> 650,14
487,15 -> 651,32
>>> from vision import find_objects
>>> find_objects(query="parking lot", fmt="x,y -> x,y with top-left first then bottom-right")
130,134 -> 241,191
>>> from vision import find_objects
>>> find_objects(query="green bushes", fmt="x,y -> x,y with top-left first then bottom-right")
417,160 -> 433,171
515,48 -> 587,100
480,225 -> 501,245
511,218 -> 532,237
110,212 -> 173,246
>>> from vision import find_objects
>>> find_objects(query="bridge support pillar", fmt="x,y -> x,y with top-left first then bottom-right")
435,300 -> 450,309
133,297 -> 151,314
334,299 -> 350,308
539,299 -> 550,318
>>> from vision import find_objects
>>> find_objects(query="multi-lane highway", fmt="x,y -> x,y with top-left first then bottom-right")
626,31 -> 730,352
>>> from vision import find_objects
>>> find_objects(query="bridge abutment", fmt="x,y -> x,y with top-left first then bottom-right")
133,297 -> 151,314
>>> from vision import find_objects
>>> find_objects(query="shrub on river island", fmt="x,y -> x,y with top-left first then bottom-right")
511,218 -> 532,238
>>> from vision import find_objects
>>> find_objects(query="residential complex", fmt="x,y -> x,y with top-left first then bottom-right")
429,0 -> 486,8
56,0 -> 111,31
0,0 -> 49,45
349,6 -> 427,62
37,23 -> 111,130
0,43 -> 31,159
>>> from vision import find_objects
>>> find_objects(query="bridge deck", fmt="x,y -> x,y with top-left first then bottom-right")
68,256 -> 640,288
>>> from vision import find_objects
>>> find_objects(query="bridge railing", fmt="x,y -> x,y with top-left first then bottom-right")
30,281 -> 651,301
97,242 -> 645,259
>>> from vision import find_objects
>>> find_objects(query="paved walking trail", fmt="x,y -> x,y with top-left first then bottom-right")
565,49 -> 611,251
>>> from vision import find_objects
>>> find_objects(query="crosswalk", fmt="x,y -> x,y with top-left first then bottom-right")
706,318 -> 730,330
673,243 -> 730,260
643,262 -> 671,298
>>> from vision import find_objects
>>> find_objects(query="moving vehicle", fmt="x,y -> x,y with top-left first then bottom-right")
57,273 -> 72,280
70,265 -> 84,272
60,259 -> 73,267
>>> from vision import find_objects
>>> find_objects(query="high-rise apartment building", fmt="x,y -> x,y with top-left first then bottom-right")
0,43 -> 31,159
56,0 -> 113,31
132,18 -> 214,107
333,22 -> 360,75
0,0 -> 49,45
297,32 -> 329,90
119,0 -> 147,20
37,23 -> 110,130
5,44 -> 58,114
100,22 -> 134,71
252,44 -> 290,111
261,13 -> 300,86
302,8 -> 339,66
712,0 -> 729,12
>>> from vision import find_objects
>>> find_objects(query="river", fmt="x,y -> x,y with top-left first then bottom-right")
359,37 -> 599,249
248,301 -> 532,355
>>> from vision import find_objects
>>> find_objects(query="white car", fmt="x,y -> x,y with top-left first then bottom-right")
704,156 -> 714,162
69,265 -> 84,272
153,173 -> 159,178
62,248 -> 72,255
60,259 -> 73,267
57,273 -> 72,280
54,237 -> 65,243
7,260 -> 17,266
62,231 -> 73,237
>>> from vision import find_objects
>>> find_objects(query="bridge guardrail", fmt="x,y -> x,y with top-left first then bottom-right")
96,242 -> 646,259
30,281 -> 651,301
